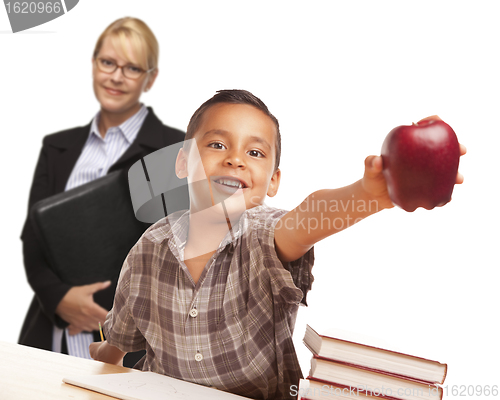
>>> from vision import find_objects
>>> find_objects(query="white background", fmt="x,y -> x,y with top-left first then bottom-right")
1,0 -> 498,395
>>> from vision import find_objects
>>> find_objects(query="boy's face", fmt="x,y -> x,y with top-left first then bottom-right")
177,103 -> 281,216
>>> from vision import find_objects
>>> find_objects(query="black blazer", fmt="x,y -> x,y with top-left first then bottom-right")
19,107 -> 185,353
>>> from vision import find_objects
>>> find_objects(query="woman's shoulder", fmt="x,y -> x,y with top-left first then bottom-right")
143,107 -> 185,143
42,124 -> 91,148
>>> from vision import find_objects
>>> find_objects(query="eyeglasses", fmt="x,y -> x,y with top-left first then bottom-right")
95,57 -> 154,80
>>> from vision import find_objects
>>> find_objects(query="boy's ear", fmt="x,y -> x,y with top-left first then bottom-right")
267,168 -> 281,198
175,148 -> 188,179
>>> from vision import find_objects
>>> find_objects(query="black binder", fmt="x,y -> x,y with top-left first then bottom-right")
29,170 -> 149,286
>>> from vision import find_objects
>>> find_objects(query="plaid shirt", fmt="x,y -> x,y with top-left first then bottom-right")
104,205 -> 314,399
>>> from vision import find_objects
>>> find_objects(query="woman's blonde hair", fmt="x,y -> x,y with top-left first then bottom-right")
93,17 -> 159,72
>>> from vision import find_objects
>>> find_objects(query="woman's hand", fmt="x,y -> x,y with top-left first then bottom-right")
55,281 -> 111,335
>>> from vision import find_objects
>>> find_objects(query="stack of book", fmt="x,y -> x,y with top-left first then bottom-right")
298,325 -> 447,400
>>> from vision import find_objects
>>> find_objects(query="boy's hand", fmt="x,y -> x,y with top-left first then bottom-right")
361,155 -> 394,211
276,144 -> 467,263
89,340 -> 125,366
89,341 -> 103,361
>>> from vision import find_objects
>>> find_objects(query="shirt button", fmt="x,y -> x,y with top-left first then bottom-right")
189,308 -> 198,318
195,352 -> 203,362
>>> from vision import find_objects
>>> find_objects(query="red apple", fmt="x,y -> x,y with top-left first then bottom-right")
381,116 -> 460,212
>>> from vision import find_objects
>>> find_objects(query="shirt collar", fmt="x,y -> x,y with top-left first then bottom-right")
161,205 -> 268,261
89,104 -> 149,143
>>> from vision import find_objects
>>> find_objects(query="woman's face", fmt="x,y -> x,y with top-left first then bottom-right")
92,35 -> 157,117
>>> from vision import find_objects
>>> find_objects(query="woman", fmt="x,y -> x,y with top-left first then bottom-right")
19,17 -> 184,366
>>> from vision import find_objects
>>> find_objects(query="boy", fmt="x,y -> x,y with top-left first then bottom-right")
90,90 -> 465,399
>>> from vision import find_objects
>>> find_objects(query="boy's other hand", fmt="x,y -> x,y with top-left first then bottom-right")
89,340 -> 125,365
56,281 -> 111,335
89,341 -> 102,361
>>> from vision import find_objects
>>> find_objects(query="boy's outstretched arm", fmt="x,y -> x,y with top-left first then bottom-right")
274,146 -> 466,263
274,155 -> 391,263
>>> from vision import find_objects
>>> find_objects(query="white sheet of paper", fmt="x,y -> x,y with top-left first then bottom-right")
63,371 -> 250,400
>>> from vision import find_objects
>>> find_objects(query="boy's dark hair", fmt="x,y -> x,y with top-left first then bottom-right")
186,89 -> 281,171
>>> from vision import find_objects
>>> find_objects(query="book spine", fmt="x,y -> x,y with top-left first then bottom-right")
316,331 -> 446,366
